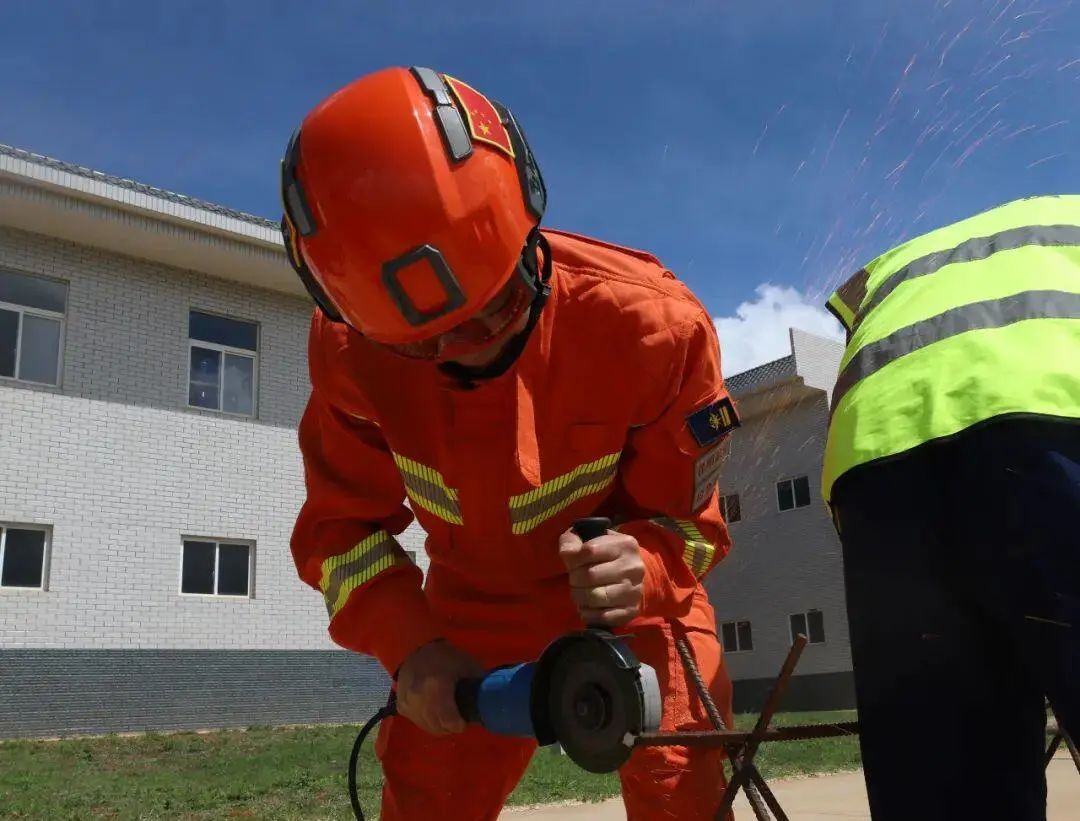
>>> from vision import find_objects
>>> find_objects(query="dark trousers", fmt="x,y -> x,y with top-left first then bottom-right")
832,418 -> 1080,821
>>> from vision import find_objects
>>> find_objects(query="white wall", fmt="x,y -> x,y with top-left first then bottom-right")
706,391 -> 852,681
0,226 -> 427,650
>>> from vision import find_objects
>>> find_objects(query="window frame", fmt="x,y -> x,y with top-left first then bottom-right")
720,492 -> 742,524
0,523 -> 52,592
719,619 -> 754,653
789,609 -> 827,645
0,295 -> 66,387
776,475 -> 812,512
178,537 -> 256,599
186,309 -> 260,418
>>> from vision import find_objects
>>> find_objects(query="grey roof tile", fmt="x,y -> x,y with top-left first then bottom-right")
0,143 -> 279,230
725,354 -> 797,396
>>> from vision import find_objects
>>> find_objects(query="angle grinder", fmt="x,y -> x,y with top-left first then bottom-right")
347,517 -> 663,819
452,517 -> 662,771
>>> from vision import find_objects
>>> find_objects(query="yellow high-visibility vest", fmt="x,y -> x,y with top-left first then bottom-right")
822,195 -> 1080,504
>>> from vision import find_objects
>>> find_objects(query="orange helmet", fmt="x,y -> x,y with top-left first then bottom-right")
280,66 -> 549,361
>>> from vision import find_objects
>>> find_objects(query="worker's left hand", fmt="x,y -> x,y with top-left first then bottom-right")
559,527 -> 645,627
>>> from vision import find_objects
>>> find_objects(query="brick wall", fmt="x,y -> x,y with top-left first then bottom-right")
0,649 -> 391,738
0,225 -> 428,653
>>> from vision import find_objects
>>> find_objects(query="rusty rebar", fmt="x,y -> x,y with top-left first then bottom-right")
674,636 -> 775,821
1064,733 -> 1080,774
637,721 -> 861,748
715,635 -> 808,819
1045,733 -> 1064,769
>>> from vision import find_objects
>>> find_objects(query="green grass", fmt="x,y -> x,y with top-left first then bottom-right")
733,710 -> 862,779
0,711 -> 859,819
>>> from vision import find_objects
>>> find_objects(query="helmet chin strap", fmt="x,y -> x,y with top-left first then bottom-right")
437,229 -> 552,390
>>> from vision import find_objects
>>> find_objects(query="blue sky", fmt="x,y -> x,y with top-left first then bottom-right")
2,0 -> 1078,371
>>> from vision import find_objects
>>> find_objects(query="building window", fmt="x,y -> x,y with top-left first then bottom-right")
790,610 -> 826,645
720,493 -> 742,523
188,310 -> 258,416
181,539 -> 253,597
0,269 -> 67,386
777,475 -> 812,511
720,620 -> 753,653
0,524 -> 50,590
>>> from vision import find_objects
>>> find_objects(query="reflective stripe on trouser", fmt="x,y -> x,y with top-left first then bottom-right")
318,530 -> 411,619
508,451 -> 620,535
823,291 -> 1080,501
392,453 -> 463,525
650,516 -> 716,578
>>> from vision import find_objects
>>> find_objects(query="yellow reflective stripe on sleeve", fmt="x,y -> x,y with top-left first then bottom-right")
509,451 -> 621,535
318,530 -> 409,619
651,517 -> 716,579
391,453 -> 464,525
827,292 -> 855,332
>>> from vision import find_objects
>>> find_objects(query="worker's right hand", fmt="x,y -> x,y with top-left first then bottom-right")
395,639 -> 484,736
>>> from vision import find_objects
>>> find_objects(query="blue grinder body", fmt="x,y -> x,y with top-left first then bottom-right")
454,662 -> 539,738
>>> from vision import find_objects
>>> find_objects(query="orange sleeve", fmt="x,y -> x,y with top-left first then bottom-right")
601,309 -> 738,621
290,319 -> 442,675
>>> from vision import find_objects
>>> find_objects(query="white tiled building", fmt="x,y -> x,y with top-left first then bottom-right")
0,144 -> 426,737
705,328 -> 854,711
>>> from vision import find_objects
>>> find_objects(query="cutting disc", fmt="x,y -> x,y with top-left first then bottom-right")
545,638 -> 662,773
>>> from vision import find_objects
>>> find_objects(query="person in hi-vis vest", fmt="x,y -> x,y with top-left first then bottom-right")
824,195 -> 1080,821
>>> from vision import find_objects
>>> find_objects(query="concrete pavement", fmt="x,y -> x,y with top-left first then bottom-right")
502,756 -> 1080,819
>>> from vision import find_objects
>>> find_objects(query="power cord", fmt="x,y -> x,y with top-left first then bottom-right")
348,693 -> 396,821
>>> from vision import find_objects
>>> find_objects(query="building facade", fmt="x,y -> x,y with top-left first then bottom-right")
0,144 -> 427,738
705,328 -> 854,712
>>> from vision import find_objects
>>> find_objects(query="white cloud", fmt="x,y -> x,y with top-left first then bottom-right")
713,283 -> 845,376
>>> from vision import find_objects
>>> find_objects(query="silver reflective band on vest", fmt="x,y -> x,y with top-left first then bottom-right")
832,289 -> 1080,414
853,225 -> 1080,331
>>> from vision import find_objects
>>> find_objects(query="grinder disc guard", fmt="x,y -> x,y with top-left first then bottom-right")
544,634 -> 661,773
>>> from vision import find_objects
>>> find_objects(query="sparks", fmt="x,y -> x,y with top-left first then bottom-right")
979,54 -> 1011,78
1027,153 -> 1066,169
1001,32 -> 1032,47
974,83 -> 1001,104
885,158 -> 909,181
1004,124 -> 1037,140
752,103 -> 787,158
939,18 -> 975,70
1033,119 -> 1069,135
991,0 -> 1017,29
823,109 -> 850,170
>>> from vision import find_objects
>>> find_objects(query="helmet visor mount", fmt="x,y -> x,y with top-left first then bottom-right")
376,253 -> 538,361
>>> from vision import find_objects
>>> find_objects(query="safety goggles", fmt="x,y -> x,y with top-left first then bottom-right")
375,261 -> 538,361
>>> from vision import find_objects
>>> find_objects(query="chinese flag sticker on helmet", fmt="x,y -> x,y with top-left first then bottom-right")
444,75 -> 516,159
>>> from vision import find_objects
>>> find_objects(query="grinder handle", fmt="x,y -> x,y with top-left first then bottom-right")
571,517 -> 614,633
572,516 -> 612,542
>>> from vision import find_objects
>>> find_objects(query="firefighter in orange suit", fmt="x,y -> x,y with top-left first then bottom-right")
281,66 -> 741,820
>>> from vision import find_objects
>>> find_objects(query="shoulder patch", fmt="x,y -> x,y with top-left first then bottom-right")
686,396 -> 740,447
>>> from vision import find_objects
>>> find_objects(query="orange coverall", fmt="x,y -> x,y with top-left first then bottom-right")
291,228 -> 739,820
